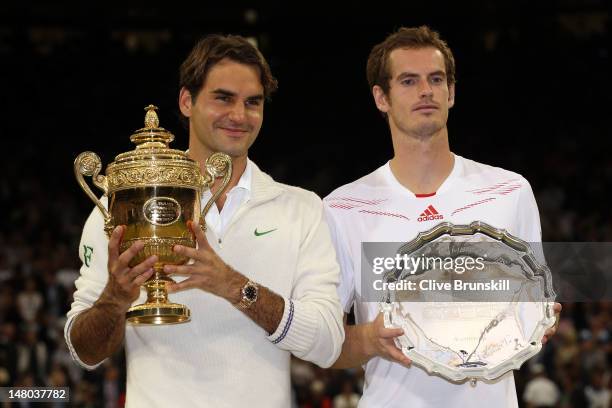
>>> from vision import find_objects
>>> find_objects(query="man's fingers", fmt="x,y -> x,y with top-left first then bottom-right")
553,302 -> 562,314
379,327 -> 404,339
133,268 -> 155,286
166,279 -> 194,293
374,313 -> 409,364
116,240 -> 145,269
384,342 -> 412,366
108,225 -> 124,260
163,264 -> 196,276
392,352 -> 412,367
173,244 -> 205,262
126,256 -> 158,281
541,325 -> 557,345
373,313 -> 403,338
191,221 -> 212,251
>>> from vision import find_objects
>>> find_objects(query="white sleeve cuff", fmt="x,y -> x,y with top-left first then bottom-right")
267,297 -> 318,353
64,312 -> 105,371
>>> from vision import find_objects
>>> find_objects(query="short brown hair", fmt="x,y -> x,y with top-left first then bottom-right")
179,34 -> 278,101
366,26 -> 456,95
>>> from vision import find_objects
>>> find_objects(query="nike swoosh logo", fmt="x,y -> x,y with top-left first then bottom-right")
254,228 -> 277,237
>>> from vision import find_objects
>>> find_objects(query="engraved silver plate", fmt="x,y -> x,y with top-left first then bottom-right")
143,197 -> 181,226
380,221 -> 556,382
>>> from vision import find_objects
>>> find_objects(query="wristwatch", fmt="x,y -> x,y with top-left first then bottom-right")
237,279 -> 259,309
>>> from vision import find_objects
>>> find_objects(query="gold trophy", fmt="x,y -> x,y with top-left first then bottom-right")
74,105 -> 232,325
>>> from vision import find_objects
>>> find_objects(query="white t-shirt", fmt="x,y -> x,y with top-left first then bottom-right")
324,154 -> 542,408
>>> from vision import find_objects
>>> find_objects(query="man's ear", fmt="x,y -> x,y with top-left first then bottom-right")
178,87 -> 193,117
372,85 -> 390,113
448,83 -> 455,109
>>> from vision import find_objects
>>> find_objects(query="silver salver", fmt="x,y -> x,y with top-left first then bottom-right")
380,221 -> 556,383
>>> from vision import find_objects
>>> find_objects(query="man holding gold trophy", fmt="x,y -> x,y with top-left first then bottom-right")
65,35 -> 344,407
324,26 -> 561,407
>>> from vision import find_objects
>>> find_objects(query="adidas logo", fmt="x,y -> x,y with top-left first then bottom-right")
417,205 -> 444,222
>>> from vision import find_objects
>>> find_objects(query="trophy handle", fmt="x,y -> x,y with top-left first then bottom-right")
74,152 -> 114,236
200,152 -> 233,231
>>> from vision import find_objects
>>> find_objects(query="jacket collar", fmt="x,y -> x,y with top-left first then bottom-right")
248,160 -> 285,205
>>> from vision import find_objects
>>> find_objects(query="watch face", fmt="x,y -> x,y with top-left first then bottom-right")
244,285 -> 257,301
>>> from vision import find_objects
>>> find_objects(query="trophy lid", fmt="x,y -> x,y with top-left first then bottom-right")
130,104 -> 175,147
111,105 -> 188,162
105,105 -> 204,192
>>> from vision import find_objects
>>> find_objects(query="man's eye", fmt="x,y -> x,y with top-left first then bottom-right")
216,96 -> 231,102
431,77 -> 444,84
246,99 -> 261,107
401,79 -> 415,86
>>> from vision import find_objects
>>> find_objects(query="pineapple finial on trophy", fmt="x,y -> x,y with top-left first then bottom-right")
144,104 -> 160,128
130,104 -> 174,147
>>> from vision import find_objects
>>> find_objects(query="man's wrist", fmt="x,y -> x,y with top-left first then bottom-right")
361,322 -> 378,360
223,267 -> 248,305
96,290 -> 132,315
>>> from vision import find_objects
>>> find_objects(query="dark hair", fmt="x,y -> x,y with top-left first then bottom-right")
366,26 -> 456,95
179,34 -> 278,101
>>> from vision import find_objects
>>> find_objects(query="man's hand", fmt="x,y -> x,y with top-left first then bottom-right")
71,225 -> 157,366
101,225 -> 157,310
163,222 -> 243,303
365,313 -> 412,367
541,302 -> 562,345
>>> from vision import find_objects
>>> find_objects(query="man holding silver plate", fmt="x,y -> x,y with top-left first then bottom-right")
65,35 -> 344,407
324,26 -> 561,407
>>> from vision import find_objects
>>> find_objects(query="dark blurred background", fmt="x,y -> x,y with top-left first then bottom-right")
0,1 -> 610,407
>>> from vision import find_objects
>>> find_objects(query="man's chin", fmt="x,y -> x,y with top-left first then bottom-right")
211,146 -> 248,159
411,121 -> 444,138
207,137 -> 255,159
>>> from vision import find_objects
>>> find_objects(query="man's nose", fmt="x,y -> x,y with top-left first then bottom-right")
418,80 -> 434,98
228,102 -> 246,122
